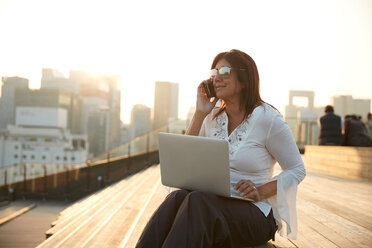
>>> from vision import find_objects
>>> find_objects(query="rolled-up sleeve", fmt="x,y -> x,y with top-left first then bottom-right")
265,114 -> 306,239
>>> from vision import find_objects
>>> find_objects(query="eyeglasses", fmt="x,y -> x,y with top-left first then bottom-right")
210,66 -> 232,79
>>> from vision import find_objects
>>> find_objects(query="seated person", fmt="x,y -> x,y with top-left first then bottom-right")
136,49 -> 306,248
366,113 -> 372,140
344,115 -> 371,147
318,105 -> 343,145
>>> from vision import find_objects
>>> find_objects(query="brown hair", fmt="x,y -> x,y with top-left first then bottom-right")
211,49 -> 265,119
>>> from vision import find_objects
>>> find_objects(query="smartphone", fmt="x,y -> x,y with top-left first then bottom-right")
202,79 -> 216,98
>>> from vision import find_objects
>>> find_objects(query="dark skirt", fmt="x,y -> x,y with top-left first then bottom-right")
136,189 -> 277,248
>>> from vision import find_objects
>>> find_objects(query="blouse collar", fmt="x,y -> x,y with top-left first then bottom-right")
211,105 -> 264,156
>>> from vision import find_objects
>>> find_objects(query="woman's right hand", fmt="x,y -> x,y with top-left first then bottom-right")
196,80 -> 218,116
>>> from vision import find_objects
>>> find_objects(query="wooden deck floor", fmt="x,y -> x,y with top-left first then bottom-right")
36,164 -> 372,248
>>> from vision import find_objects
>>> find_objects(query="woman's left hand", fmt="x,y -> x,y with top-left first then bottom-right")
233,180 -> 261,202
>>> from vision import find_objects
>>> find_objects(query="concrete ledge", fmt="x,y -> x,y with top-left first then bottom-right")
304,145 -> 372,180
0,203 -> 36,226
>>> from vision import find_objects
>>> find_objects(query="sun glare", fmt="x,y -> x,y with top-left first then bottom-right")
0,0 -> 371,123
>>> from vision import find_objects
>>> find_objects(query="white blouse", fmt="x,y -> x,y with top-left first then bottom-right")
199,103 -> 306,239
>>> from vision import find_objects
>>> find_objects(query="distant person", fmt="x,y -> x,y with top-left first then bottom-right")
318,105 -> 343,145
344,115 -> 371,147
137,49 -> 305,247
366,113 -> 372,140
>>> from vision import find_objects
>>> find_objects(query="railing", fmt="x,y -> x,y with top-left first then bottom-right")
0,116 -> 320,189
0,163 -> 85,187
0,119 -> 188,188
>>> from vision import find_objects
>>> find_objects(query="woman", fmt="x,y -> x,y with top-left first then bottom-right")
136,49 -> 306,247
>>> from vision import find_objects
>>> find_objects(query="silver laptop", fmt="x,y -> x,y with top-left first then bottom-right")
158,132 -> 252,201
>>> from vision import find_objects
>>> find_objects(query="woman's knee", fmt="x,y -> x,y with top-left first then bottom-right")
166,189 -> 189,202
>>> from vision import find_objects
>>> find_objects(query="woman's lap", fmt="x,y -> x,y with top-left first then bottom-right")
137,189 -> 276,248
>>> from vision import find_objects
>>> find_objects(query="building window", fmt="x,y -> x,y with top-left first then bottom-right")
14,145 -> 19,150
45,138 -> 52,142
12,137 -> 18,141
14,154 -> 18,159
56,156 -> 60,160
22,155 -> 26,159
42,155 -> 46,160
31,155 -> 35,159
64,156 -> 67,161
71,157 -> 75,161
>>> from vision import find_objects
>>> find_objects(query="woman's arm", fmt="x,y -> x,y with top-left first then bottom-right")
235,113 -> 305,202
186,111 -> 208,136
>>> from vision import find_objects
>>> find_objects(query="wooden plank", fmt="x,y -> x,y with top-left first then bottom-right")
46,178 -> 130,236
51,184 -> 120,228
124,183 -> 168,247
37,166 -> 158,248
299,186 -> 372,231
0,203 -> 36,226
50,167 -> 155,232
297,198 -> 372,248
292,217 -> 338,248
79,169 -> 161,248
299,180 -> 372,217
37,160 -> 372,248
303,172 -> 372,196
297,208 -> 362,248
304,145 -> 372,180
270,234 -> 297,248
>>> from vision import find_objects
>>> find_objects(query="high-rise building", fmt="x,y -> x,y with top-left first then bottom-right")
332,95 -> 371,121
69,70 -> 121,157
0,77 -> 29,128
14,88 -> 83,134
153,81 -> 179,129
41,68 -> 79,94
131,104 -> 151,137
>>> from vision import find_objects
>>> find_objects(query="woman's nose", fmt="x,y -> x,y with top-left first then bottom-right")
213,75 -> 222,84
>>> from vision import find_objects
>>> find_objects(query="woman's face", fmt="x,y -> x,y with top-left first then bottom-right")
212,59 -> 244,102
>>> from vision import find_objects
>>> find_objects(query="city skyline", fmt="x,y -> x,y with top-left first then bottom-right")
1,69 -> 370,123
0,0 -> 371,123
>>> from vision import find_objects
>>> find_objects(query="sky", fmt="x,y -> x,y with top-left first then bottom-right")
0,0 -> 371,123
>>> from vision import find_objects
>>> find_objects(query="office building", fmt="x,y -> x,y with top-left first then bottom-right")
153,81 -> 179,129
0,77 -> 29,128
131,104 -> 151,137
69,70 -> 121,157
332,95 -> 371,121
70,70 -> 121,156
284,90 -> 323,149
120,123 -> 134,145
41,68 -> 79,94
14,87 -> 83,134
0,106 -> 88,168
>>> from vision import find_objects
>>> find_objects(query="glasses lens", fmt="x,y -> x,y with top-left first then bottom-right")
219,67 -> 231,78
210,69 -> 218,77
210,67 -> 231,78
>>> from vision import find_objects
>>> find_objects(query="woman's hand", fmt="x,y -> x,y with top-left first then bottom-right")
233,180 -> 262,202
195,81 -> 218,116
